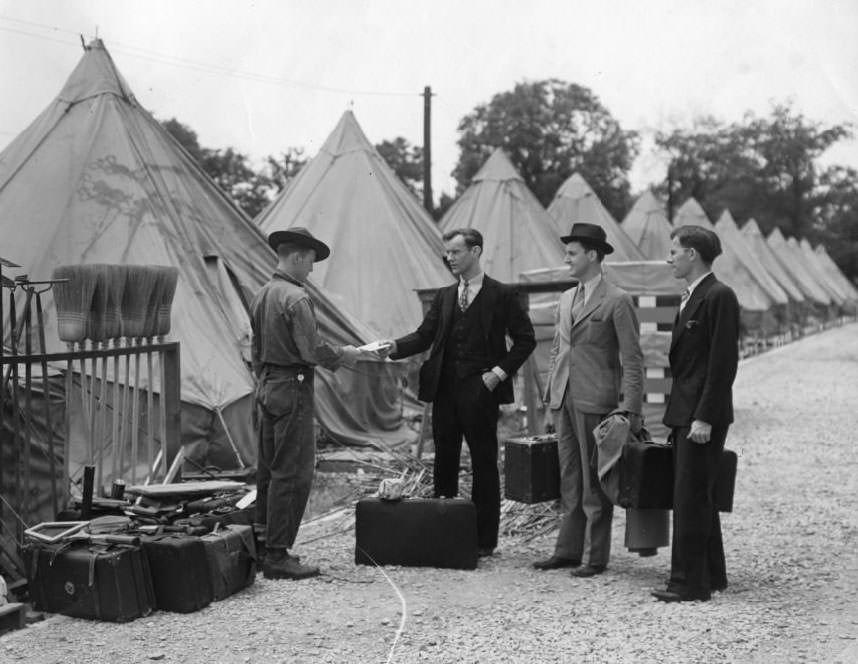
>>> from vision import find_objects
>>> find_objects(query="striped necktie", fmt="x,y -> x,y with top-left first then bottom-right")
459,279 -> 469,311
679,288 -> 691,312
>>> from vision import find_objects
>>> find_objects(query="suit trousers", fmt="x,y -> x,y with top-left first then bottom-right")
432,372 -> 501,550
554,393 -> 613,566
255,367 -> 316,551
669,424 -> 728,596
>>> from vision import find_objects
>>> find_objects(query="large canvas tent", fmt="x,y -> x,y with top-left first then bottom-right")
673,199 -> 773,326
715,210 -> 789,306
739,219 -> 806,305
798,239 -> 851,307
256,110 -> 451,338
547,173 -> 645,261
438,148 -> 565,281
766,229 -> 832,307
814,244 -> 858,303
0,39 -> 409,508
621,191 -> 673,261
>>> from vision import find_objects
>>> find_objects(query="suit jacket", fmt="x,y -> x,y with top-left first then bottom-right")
391,275 -> 536,404
663,273 -> 740,428
544,278 -> 643,415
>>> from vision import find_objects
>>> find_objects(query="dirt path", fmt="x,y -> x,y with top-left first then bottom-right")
3,323 -> 858,663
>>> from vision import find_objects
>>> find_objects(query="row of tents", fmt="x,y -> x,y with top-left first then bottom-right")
2,40 -> 857,511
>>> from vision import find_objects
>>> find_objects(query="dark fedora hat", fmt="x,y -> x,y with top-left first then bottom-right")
268,227 -> 331,261
560,222 -> 614,255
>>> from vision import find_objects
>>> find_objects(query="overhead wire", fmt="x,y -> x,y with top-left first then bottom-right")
0,15 -> 423,98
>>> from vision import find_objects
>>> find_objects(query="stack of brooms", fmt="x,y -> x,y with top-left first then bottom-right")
51,265 -> 179,490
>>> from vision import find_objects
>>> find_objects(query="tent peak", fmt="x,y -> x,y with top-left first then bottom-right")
57,37 -> 135,104
472,148 -> 524,183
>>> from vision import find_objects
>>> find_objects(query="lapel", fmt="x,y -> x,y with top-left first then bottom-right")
438,281 -> 458,340
478,275 -> 499,334
571,278 -> 607,330
671,273 -> 715,349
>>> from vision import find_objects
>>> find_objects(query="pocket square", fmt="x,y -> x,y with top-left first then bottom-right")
685,319 -> 700,329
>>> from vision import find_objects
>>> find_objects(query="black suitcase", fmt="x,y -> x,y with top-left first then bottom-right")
25,541 -> 154,622
355,498 -> 478,570
201,525 -> 256,601
139,533 -> 213,613
618,442 -> 674,509
619,443 -> 737,512
504,435 -> 560,503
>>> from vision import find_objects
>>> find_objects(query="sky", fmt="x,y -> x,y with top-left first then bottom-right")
1,0 -> 857,208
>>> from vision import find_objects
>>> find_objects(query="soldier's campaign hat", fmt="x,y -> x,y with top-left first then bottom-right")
268,227 -> 331,261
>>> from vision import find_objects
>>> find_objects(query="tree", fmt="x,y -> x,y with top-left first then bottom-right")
375,137 -> 424,198
161,117 -> 307,219
452,79 -> 639,217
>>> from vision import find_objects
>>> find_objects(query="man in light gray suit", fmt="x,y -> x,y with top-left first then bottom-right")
534,223 -> 644,577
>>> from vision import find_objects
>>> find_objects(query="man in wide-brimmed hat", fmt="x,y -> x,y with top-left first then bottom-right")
251,227 -> 364,580
534,222 -> 643,577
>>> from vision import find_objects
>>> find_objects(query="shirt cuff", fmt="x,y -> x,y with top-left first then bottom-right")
491,366 -> 508,381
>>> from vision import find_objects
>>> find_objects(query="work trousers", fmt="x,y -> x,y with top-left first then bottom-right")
553,393 -> 613,566
669,424 -> 728,597
254,366 -> 316,551
432,372 -> 501,550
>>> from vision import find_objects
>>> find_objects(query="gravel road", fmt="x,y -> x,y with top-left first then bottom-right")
3,323 -> 858,663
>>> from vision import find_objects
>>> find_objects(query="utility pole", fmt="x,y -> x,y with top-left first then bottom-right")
422,86 -> 434,217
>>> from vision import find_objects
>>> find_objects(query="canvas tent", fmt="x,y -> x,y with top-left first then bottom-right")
739,219 -> 806,305
620,191 -> 673,261
256,110 -> 451,338
798,239 -> 851,307
0,39 -> 409,510
715,210 -> 789,306
547,173 -> 645,262
438,148 -> 565,281
673,199 -> 773,326
814,244 -> 858,303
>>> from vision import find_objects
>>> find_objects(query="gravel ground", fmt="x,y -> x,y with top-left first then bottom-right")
3,322 -> 858,663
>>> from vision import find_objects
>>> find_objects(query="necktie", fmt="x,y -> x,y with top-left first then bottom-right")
571,284 -> 585,323
459,279 -> 469,311
679,288 -> 691,312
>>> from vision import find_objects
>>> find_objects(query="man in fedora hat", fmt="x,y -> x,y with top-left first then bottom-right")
534,222 -> 643,577
251,227 -> 365,580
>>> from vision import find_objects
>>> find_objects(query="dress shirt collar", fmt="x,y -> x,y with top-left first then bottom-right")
579,272 -> 602,304
686,271 -> 712,299
460,271 -> 484,288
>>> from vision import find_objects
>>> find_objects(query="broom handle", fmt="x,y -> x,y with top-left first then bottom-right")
97,349 -> 108,496
64,355 -> 73,510
111,353 -> 120,485
78,346 -> 91,464
159,345 -> 168,481
146,343 -> 154,485
130,343 -> 141,485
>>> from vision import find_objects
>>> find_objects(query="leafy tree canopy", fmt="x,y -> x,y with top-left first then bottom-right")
453,78 -> 639,217
375,137 -> 424,198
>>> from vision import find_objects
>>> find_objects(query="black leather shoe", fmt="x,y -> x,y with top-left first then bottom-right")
477,547 -> 495,558
651,588 -> 710,602
532,555 -> 582,570
570,564 -> 606,578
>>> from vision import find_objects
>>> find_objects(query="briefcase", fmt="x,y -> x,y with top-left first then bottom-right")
355,497 -> 478,570
201,525 -> 256,601
618,442 -> 674,509
138,533 -> 213,613
25,541 -> 155,622
619,443 -> 738,512
503,435 -> 560,503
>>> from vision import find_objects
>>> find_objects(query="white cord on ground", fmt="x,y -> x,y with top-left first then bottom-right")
356,547 -> 408,663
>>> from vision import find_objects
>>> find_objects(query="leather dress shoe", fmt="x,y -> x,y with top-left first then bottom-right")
477,547 -> 495,558
532,555 -> 582,570
570,564 -> 606,578
651,588 -> 710,602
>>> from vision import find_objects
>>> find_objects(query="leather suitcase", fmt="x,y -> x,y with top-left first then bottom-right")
139,533 -> 213,613
619,443 -> 737,512
355,498 -> 478,570
618,442 -> 674,509
201,525 -> 256,601
25,542 -> 154,622
503,435 -> 560,503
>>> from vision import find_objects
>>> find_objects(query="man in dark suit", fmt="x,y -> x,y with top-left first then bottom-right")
379,228 -> 536,557
534,223 -> 643,577
652,224 -> 740,602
